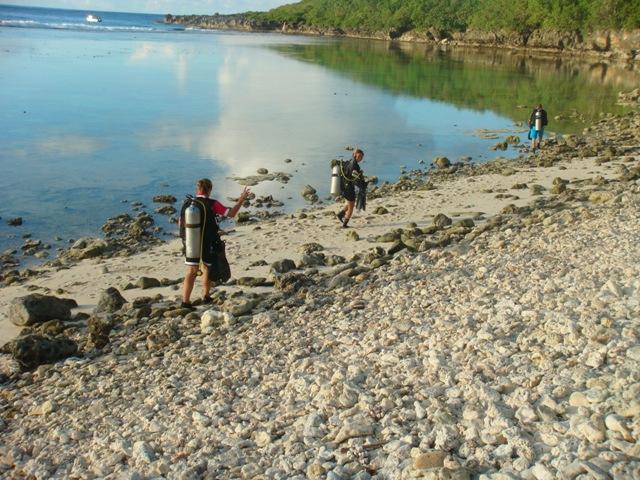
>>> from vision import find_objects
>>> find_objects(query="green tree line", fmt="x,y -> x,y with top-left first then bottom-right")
248,0 -> 640,34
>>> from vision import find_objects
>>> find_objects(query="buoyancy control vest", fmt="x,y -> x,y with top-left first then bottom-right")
180,195 -> 220,264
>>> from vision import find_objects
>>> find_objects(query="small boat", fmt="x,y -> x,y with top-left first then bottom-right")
86,14 -> 102,23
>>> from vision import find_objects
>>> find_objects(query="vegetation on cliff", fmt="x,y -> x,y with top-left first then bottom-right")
247,0 -> 640,35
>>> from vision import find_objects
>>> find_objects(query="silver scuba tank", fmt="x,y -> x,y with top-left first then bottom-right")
184,202 -> 201,263
535,110 -> 543,131
330,164 -> 341,196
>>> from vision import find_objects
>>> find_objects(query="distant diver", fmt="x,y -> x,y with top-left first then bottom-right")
335,148 -> 366,228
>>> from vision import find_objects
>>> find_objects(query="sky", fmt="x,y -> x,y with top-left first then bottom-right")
5,0 -> 293,15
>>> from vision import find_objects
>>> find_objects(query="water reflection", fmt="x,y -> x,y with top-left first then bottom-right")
271,40 -> 638,133
129,42 -> 192,94
2,27 -> 637,258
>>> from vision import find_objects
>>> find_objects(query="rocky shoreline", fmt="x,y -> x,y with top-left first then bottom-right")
0,107 -> 639,478
164,14 -> 640,62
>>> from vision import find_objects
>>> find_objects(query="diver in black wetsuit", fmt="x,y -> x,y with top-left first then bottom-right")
336,149 -> 365,228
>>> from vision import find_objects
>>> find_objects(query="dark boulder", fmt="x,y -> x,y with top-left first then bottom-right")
274,272 -> 311,292
94,287 -> 127,314
8,334 -> 78,369
387,240 -> 407,256
7,217 -> 23,226
136,277 -> 161,289
433,213 -> 452,229
433,157 -> 451,169
87,316 -> 113,349
9,294 -> 73,326
270,259 -> 296,274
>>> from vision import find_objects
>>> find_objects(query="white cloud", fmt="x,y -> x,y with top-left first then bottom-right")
36,135 -> 102,157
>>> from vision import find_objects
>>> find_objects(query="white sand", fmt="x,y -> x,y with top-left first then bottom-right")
0,155 -> 622,346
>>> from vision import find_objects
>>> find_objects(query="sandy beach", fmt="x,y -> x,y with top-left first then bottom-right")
0,107 -> 639,478
0,150 -> 629,346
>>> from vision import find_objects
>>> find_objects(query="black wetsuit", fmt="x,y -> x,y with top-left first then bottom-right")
341,158 -> 363,202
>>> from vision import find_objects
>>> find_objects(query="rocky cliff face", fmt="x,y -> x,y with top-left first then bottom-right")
164,14 -> 640,61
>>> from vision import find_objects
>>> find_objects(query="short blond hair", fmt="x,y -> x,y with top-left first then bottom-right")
196,178 -> 212,195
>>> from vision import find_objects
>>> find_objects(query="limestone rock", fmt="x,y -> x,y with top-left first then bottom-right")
8,334 -> 78,369
136,277 -> 161,289
9,294 -> 73,326
271,259 -> 296,274
94,287 -> 126,314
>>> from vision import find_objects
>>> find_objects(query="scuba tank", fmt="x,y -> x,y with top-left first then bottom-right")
330,164 -> 341,196
184,201 -> 202,264
534,110 -> 543,131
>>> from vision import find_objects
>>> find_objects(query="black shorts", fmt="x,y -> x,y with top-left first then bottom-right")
342,185 -> 356,202
184,243 -> 217,266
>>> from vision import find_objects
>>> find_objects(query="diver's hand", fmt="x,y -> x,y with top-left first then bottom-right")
239,187 -> 251,200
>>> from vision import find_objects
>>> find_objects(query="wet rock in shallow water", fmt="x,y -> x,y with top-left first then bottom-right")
136,277 -> 161,289
433,213 -> 452,229
505,135 -> 520,145
433,157 -> 451,169
7,217 -> 23,226
256,168 -> 268,175
346,230 -> 360,241
94,287 -> 126,314
512,183 -> 528,190
302,185 -> 318,203
66,237 -> 109,260
492,141 -> 508,151
236,212 -> 252,223
9,294 -> 73,326
152,195 -> 176,204
8,334 -> 78,369
154,205 -> 176,216
271,259 -> 296,274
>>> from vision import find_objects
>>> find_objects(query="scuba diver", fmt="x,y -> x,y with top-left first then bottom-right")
179,178 -> 250,309
528,103 -> 548,152
336,149 -> 366,228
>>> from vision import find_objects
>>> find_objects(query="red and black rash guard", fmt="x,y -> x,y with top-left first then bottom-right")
195,194 -> 229,217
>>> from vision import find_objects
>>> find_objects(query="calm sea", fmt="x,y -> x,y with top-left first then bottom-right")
0,5 -> 636,262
